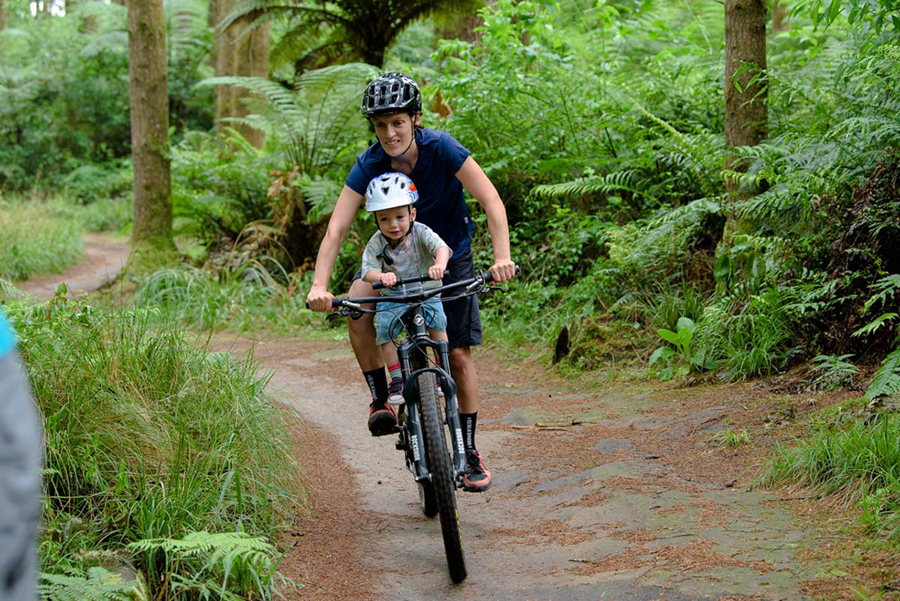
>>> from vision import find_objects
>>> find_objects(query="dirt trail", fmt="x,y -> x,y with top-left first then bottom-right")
17,232 -> 130,301
231,334 -> 833,601
23,235 -> 837,600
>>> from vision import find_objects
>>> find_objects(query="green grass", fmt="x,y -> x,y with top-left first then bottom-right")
0,198 -> 84,280
134,262 -> 317,334
710,426 -> 751,449
5,296 -> 304,599
759,412 -> 900,540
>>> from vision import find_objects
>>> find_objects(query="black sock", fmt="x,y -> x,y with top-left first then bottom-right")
460,412 -> 477,452
363,368 -> 388,405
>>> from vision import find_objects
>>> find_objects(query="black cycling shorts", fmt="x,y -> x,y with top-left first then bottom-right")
351,248 -> 482,350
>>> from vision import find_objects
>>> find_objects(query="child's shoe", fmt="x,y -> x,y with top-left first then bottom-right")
387,377 -> 404,405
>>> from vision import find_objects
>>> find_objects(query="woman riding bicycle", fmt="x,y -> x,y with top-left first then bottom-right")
306,72 -> 516,492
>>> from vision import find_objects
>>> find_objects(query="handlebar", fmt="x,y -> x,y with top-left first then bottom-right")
305,266 -> 519,313
332,270 -> 499,308
371,272 -> 445,291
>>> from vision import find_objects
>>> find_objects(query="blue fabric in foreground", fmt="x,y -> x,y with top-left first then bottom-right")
0,310 -> 15,358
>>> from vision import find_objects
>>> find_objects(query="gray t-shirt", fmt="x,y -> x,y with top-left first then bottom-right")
362,222 -> 450,297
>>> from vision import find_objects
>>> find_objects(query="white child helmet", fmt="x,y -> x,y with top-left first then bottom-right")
365,172 -> 418,213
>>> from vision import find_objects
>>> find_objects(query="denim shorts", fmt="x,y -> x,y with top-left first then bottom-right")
376,296 -> 447,345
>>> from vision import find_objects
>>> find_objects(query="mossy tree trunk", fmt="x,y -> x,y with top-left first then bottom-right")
126,0 -> 177,274
724,0 -> 768,237
0,0 -> 8,32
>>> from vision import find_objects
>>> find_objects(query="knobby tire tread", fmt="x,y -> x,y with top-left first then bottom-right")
418,372 -> 467,583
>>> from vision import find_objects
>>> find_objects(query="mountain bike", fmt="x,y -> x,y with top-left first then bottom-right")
319,269 -> 508,584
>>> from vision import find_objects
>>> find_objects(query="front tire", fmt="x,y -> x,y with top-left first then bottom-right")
418,372 -> 467,583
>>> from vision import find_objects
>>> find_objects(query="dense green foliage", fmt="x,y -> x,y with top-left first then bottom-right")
4,296 -> 302,599
0,0 -> 212,192
3,0 -> 900,585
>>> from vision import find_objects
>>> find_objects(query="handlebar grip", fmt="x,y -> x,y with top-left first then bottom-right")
304,299 -> 346,310
482,264 -> 520,285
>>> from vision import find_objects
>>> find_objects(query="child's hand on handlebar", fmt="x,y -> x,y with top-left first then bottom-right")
380,273 -> 398,288
428,264 -> 446,280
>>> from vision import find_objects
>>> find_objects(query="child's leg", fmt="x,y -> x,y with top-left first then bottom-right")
381,342 -> 399,368
382,342 -> 404,404
427,328 -> 448,342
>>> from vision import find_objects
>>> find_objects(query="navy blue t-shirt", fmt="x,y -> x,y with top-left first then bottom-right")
346,128 -> 475,260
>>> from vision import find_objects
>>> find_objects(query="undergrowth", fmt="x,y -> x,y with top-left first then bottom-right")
760,411 -> 900,541
4,294 -> 304,599
133,263 -> 316,333
0,198 -> 84,280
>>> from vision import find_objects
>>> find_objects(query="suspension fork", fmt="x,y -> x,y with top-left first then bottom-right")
435,340 -> 467,480
399,346 -> 430,483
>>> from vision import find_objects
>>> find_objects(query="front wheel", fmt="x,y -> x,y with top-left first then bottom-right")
418,372 -> 467,583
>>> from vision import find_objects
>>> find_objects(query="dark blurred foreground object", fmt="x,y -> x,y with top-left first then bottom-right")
0,311 -> 42,601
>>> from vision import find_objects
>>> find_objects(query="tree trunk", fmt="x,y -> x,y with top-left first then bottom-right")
724,0 -> 768,235
771,0 -> 790,33
1,0 -> 8,31
213,0 -> 237,136
126,0 -> 177,272
437,12 -> 484,43
66,0 -> 98,33
232,14 -> 268,148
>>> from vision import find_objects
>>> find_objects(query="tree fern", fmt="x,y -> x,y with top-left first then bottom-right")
199,63 -> 377,175
219,0 -> 480,70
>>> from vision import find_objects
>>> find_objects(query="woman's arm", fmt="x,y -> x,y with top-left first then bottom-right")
455,156 -> 517,282
307,185 -> 365,311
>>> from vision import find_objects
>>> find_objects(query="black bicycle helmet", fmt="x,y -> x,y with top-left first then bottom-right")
361,73 -> 422,118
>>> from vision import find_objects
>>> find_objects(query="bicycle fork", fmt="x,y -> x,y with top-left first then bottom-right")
399,342 -> 468,484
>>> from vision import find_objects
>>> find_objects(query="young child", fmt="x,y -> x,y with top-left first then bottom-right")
361,172 -> 451,435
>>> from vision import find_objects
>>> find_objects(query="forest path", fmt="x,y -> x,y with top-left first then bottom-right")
223,333 -> 834,601
16,232 -> 129,301
21,235 -> 833,600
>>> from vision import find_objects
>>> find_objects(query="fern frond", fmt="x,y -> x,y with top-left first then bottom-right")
128,531 -> 275,566
866,345 -> 900,401
40,567 -> 143,601
531,170 -> 649,200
